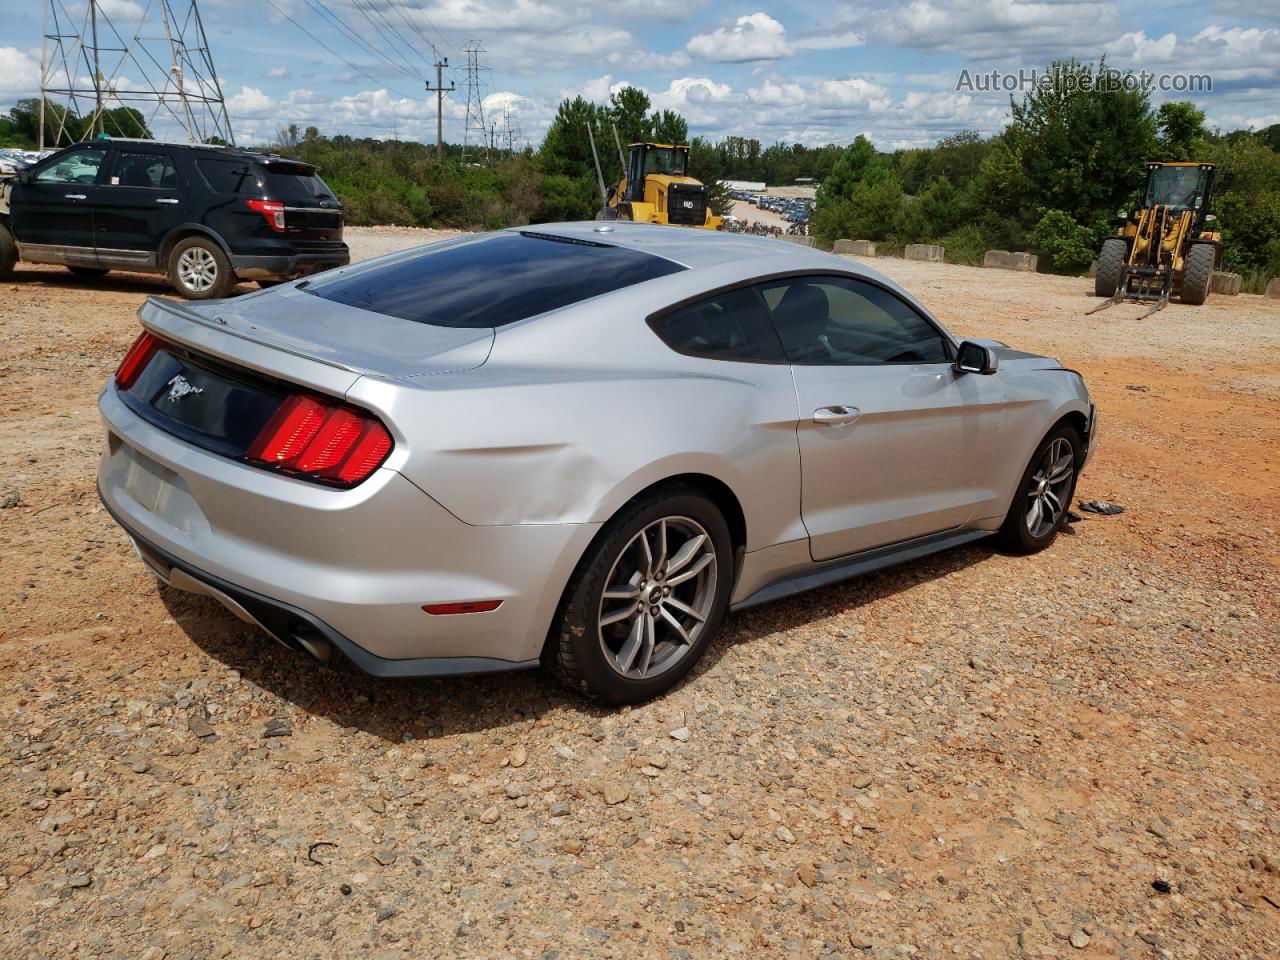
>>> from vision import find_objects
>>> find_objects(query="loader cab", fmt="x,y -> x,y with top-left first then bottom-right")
1144,162 -> 1214,213
625,143 -> 689,202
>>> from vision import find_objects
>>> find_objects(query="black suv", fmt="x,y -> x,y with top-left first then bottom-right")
0,138 -> 349,299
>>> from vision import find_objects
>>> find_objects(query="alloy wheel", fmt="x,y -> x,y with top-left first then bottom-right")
177,247 -> 218,292
1026,437 -> 1074,538
597,516 -> 717,680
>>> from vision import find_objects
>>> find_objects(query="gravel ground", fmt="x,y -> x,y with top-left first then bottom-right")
1,226 -> 1278,960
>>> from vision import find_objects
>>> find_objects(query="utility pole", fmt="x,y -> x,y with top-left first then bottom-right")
89,0 -> 103,135
424,58 -> 453,161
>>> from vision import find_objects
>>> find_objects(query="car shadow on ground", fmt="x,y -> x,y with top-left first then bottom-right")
9,268 -> 259,298
161,537 -> 1004,743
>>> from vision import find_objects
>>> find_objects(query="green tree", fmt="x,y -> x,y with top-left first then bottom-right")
1156,101 -> 1207,161
650,110 -> 688,146
813,138 -> 903,243
608,86 -> 651,145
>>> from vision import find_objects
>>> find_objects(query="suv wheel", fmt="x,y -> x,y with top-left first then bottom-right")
999,424 -> 1081,553
168,236 -> 235,300
0,222 -> 16,280
548,485 -> 732,704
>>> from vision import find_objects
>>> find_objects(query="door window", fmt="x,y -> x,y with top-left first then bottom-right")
648,286 -> 786,363
759,275 -> 950,365
110,151 -> 179,189
34,149 -> 106,185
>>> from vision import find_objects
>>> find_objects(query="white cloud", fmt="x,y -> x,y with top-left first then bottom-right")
266,66 -> 290,79
97,0 -> 146,23
793,30 -> 866,51
866,0 -> 1124,62
687,13 -> 793,63
227,86 -> 276,117
0,47 -> 40,95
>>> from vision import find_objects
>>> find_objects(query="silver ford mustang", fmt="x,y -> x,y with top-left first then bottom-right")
98,223 -> 1096,703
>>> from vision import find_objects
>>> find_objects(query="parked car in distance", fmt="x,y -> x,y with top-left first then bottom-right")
0,138 -> 348,299
97,224 -> 1097,704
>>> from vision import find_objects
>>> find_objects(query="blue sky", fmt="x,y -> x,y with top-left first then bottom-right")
2,0 -> 1277,149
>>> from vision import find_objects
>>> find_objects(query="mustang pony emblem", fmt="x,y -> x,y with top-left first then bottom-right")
164,374 -> 204,403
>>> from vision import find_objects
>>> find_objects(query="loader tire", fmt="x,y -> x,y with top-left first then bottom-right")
1180,242 -> 1214,306
1094,238 -> 1126,298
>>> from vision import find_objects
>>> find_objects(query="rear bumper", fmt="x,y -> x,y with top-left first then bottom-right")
96,383 -> 600,674
230,246 -> 349,281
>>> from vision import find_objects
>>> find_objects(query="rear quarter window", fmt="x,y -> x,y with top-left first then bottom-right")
197,157 -> 262,194
649,287 -> 786,363
305,231 -> 685,328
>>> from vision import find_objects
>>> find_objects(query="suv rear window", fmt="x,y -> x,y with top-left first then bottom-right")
305,232 -> 686,328
261,161 -> 337,205
197,157 -> 260,194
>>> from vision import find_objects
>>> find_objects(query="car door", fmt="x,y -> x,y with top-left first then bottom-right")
9,145 -> 109,260
93,147 -> 186,269
759,274 -> 1007,562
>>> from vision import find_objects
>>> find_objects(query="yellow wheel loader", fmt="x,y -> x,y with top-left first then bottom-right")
587,125 -> 722,230
1089,162 -> 1221,318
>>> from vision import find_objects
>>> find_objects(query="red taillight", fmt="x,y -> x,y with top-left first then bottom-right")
422,600 -> 503,615
246,198 -> 286,232
115,331 -> 162,389
246,394 -> 392,487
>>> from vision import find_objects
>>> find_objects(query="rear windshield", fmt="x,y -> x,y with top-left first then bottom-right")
262,162 -> 337,204
305,231 -> 686,328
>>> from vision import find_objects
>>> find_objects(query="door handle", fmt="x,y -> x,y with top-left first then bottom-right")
155,197 -> 179,204
64,194 -> 87,200
813,405 -> 861,426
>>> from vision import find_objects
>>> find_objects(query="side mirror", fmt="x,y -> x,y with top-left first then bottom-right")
954,340 -> 998,375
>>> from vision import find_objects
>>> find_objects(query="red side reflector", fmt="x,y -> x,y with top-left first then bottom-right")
246,395 -> 328,464
115,331 -> 161,389
422,600 -> 504,616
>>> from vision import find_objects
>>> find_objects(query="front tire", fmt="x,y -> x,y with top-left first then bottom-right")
0,222 -> 17,280
548,485 -> 732,704
1180,242 -> 1214,305
999,424 -> 1082,554
168,236 -> 235,300
1094,237 -> 1127,297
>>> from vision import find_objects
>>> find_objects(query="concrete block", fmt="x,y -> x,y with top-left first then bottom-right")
833,239 -> 877,256
904,243 -> 944,263
1266,278 -> 1280,299
983,250 -> 1038,271
1210,271 -> 1241,296
782,235 -> 816,247
1088,260 -> 1099,278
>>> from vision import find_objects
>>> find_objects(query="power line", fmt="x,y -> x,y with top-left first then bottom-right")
305,0 -> 421,84
386,0 -> 440,65
348,0 -> 425,81
262,0 -> 421,100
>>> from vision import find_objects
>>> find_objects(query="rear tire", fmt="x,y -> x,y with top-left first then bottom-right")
168,236 -> 235,300
1180,242 -> 1214,306
999,424 -> 1082,554
547,485 -> 732,705
67,266 -> 109,279
1094,237 -> 1127,297
0,222 -> 16,280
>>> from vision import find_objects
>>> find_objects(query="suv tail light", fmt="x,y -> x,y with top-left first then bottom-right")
115,331 -> 163,389
246,198 -> 286,232
246,394 -> 392,487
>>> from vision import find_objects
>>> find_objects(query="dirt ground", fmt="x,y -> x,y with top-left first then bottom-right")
2,226 -> 1278,960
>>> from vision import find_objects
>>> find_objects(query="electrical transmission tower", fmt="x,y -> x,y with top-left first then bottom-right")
460,41 -> 489,163
40,0 -> 234,150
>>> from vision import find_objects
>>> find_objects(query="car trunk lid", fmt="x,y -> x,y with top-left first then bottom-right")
143,292 -> 495,385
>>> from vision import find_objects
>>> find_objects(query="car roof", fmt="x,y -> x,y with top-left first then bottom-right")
65,138 -> 305,167
511,221 -> 850,272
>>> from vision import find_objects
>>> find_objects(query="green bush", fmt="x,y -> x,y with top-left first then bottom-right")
1028,210 -> 1102,274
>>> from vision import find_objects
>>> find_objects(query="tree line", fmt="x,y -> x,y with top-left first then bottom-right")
3,62 -> 1277,285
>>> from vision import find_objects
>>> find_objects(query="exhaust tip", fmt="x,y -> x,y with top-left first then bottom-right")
291,628 -> 333,665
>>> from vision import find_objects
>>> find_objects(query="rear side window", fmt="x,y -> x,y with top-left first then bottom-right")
112,151 -> 178,189
649,287 -> 785,363
306,232 -> 685,328
197,157 -> 261,194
